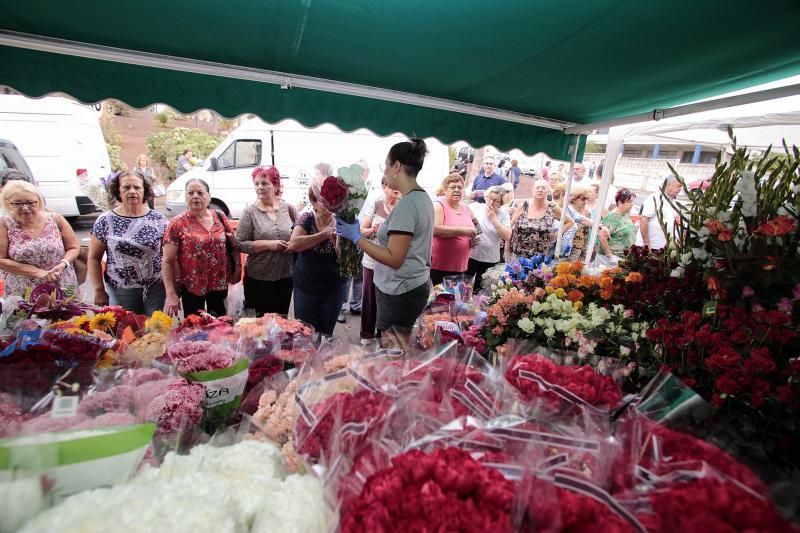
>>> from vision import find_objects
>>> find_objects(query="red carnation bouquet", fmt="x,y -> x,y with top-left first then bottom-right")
314,165 -> 368,277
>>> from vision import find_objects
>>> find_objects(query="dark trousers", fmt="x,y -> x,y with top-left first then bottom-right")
243,274 -> 293,316
181,287 -> 228,317
430,269 -> 465,287
293,283 -> 347,336
466,258 -> 497,293
360,267 -> 377,339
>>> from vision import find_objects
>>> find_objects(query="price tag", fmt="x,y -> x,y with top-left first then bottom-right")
51,395 -> 79,418
702,300 -> 717,318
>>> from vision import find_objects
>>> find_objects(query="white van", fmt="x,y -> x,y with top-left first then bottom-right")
0,95 -> 110,217
165,118 -> 450,218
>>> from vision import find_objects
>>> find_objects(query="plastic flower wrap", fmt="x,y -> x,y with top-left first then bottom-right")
164,339 -> 249,432
504,353 -> 623,414
340,447 -> 516,532
315,165 -> 368,277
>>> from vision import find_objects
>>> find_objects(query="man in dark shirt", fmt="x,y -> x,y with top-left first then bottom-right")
468,156 -> 506,203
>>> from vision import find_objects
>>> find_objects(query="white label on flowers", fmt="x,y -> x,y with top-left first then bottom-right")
202,370 -> 249,408
51,395 -> 79,418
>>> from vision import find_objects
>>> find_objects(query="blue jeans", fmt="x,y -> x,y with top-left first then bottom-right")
107,280 -> 166,315
294,283 -> 347,336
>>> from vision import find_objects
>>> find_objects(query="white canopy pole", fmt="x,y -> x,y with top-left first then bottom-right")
583,129 -> 626,265
554,135 -> 580,259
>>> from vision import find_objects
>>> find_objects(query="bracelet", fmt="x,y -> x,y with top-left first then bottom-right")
60,259 -> 70,269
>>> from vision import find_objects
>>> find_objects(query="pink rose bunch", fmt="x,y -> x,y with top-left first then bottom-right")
145,378 -> 205,433
166,340 -> 236,373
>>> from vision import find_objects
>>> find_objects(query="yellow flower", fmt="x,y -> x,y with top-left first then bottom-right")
73,316 -> 90,328
62,327 -> 88,336
554,288 -> 567,299
89,311 -> 117,332
573,300 -> 584,311
545,286 -> 554,294
146,310 -> 174,333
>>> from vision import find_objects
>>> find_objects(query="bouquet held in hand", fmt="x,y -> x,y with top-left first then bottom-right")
316,165 -> 368,277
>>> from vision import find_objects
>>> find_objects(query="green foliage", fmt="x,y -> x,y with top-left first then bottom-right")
99,117 -> 127,172
584,141 -> 604,153
155,111 -> 170,128
666,131 -> 799,298
146,128 -> 223,181
448,145 -> 457,168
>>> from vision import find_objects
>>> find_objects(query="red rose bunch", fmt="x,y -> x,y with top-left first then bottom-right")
639,476 -> 795,532
640,423 -> 768,495
340,448 -> 515,532
295,389 -> 393,462
318,175 -> 349,213
525,484 -> 636,533
505,353 -> 623,409
645,302 -> 800,468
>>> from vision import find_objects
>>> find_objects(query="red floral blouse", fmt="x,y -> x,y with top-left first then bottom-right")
164,210 -> 229,296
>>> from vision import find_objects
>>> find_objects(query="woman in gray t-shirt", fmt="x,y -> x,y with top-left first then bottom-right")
336,139 -> 433,335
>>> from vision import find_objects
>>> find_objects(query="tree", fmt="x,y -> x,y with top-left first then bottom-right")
146,128 -> 223,181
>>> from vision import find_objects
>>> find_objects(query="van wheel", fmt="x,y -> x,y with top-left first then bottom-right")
209,202 -> 226,215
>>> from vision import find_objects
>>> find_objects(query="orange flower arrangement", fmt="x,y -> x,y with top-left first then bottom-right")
625,272 -> 643,284
566,289 -> 584,302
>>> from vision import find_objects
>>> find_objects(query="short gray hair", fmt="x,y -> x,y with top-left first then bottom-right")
484,185 -> 504,199
663,174 -> 680,187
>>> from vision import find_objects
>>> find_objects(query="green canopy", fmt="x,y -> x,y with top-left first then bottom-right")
2,0 -> 800,158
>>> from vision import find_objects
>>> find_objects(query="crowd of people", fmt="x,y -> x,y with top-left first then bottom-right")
0,144 -> 681,344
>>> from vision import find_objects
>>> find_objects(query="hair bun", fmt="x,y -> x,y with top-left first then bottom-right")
408,137 -> 428,158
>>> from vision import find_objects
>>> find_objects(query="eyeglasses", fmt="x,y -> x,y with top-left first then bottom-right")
10,201 -> 38,209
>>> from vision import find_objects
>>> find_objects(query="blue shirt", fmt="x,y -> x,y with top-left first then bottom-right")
471,172 -> 506,203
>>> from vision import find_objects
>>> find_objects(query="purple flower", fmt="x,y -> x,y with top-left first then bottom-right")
777,298 -> 793,314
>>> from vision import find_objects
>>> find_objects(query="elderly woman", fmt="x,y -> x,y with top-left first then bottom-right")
287,178 -> 347,336
597,188 -> 638,266
562,186 -> 598,262
358,176 -> 401,341
0,181 -> 78,297
467,185 -> 510,292
89,170 -> 167,314
430,173 -> 477,286
236,166 -> 297,316
509,179 -> 573,260
132,154 -> 159,209
163,178 -> 233,317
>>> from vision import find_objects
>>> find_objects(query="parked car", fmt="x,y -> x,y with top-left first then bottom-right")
165,118 -> 450,218
0,95 -> 110,217
0,139 -> 35,182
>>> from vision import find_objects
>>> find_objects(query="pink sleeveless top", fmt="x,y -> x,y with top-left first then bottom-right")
3,214 -> 78,297
431,198 -> 473,272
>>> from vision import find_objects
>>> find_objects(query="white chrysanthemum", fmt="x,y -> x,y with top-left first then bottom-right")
20,475 -> 249,533
251,474 -> 333,533
518,317 -> 535,333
